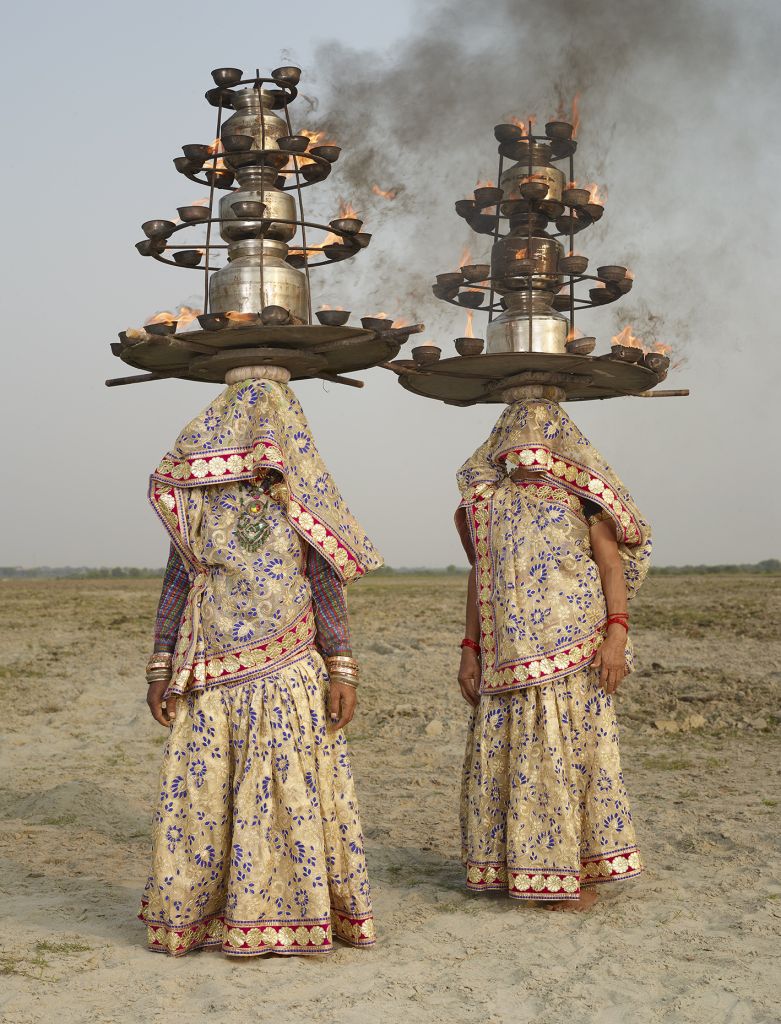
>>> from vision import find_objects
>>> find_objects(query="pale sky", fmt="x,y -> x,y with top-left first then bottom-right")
1,0 -> 778,569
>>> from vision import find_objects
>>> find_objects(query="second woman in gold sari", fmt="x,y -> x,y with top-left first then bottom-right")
455,390 -> 652,910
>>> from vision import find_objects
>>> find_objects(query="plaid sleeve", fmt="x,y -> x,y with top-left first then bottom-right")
307,545 -> 352,657
153,544 -> 191,653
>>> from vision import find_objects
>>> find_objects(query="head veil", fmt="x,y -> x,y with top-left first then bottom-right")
149,378 -> 383,584
456,399 -> 652,597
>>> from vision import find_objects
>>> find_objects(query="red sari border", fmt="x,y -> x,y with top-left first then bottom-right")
466,848 -> 643,900
139,899 -> 375,956
168,607 -> 317,696
460,444 -> 642,546
149,453 -> 369,586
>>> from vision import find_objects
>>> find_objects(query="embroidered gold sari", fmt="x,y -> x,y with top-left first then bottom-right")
456,399 -> 652,694
458,400 -> 651,901
139,380 -> 378,955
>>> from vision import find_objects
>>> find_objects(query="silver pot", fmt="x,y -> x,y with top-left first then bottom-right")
491,232 -> 564,293
486,290 -> 568,355
500,142 -> 565,208
209,238 -> 309,321
220,166 -> 296,242
221,88 -> 287,150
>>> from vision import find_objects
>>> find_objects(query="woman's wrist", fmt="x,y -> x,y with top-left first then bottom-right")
326,655 -> 359,688
606,623 -> 628,642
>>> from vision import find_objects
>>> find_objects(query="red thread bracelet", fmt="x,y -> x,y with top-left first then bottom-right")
461,637 -> 481,654
606,616 -> 629,632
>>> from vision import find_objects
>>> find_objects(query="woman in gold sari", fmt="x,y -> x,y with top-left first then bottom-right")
139,371 -> 380,955
456,388 -> 652,910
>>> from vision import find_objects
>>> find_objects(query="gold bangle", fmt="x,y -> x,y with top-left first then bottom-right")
327,656 -> 358,668
146,668 -> 172,683
330,676 -> 358,689
147,653 -> 172,670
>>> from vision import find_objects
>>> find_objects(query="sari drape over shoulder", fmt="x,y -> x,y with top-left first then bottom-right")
147,379 -> 382,696
456,400 -> 652,695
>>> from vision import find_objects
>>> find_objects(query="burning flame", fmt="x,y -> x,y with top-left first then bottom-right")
176,305 -> 202,329
566,326 -> 584,342
207,138 -> 227,172
336,198 -> 360,219
458,246 -> 472,268
611,325 -> 674,359
145,310 -> 176,326
171,196 -> 211,226
556,93 -> 582,138
293,197 -> 362,256
509,114 -> 537,136
475,178 -> 496,190
570,94 -> 581,138
290,129 -> 338,167
514,248 -> 529,261
225,311 -> 257,324
584,182 -> 607,206
626,269 -> 635,280
318,304 -> 345,311
465,310 -> 474,338
370,311 -> 389,319
144,305 -> 202,328
611,325 -> 644,350
372,183 -> 399,200
393,316 -> 410,328
299,129 -> 337,148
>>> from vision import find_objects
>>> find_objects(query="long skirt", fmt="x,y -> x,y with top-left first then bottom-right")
139,647 -> 374,956
460,665 -> 642,901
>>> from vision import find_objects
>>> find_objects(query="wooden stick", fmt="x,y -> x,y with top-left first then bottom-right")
105,371 -> 184,387
632,389 -> 690,398
316,372 -> 364,388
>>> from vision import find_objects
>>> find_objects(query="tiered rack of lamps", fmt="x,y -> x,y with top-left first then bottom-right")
108,65 -> 421,388
389,117 -> 685,404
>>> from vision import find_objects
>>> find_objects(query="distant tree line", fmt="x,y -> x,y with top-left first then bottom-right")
0,566 -> 165,579
648,559 -> 781,575
1,559 -> 779,579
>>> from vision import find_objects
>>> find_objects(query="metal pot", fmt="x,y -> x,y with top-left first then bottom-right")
490,231 -> 564,293
220,166 -> 296,242
500,142 -> 565,209
209,238 -> 309,321
486,290 -> 568,355
221,88 -> 287,150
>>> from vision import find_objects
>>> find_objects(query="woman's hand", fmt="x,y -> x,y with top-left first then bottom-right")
458,648 -> 481,707
593,626 -> 628,695
147,679 -> 177,727
328,681 -> 357,729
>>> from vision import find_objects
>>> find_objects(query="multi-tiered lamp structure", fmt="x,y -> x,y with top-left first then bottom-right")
390,116 -> 685,404
107,66 -> 420,388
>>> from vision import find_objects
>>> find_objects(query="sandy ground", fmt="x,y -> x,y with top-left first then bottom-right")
0,573 -> 779,1024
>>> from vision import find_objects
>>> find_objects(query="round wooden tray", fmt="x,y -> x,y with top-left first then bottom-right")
395,351 -> 660,404
116,325 -> 403,382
